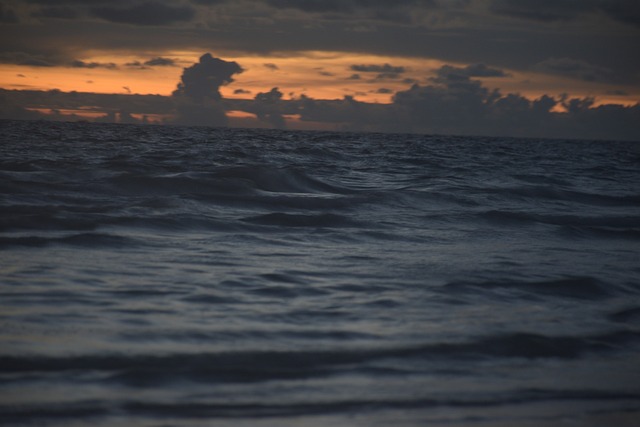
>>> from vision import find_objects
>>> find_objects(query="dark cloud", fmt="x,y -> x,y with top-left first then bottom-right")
234,88 -> 251,94
489,0 -> 640,27
435,63 -> 508,81
192,0 -> 441,12
0,4 -> 19,23
125,58 -> 175,69
294,94 -> 392,132
489,0 -> 588,22
351,63 -> 407,80
3,0 -> 638,86
263,63 -> 279,70
173,53 -> 243,102
25,0 -> 128,4
0,52 -> 56,67
598,0 -> 640,28
191,0 -> 228,5
125,61 -> 145,68
252,87 -> 286,128
32,7 -> 80,19
71,60 -> 118,69
351,63 -> 406,74
144,57 -> 176,66
390,76 -> 640,140
2,0 -> 639,137
1,70 -> 639,140
90,1 -> 196,26
374,88 -> 393,94
534,57 -> 615,83
172,53 -> 243,126
461,63 -> 509,77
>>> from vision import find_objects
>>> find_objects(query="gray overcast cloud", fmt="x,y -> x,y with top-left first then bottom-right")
1,0 -> 638,80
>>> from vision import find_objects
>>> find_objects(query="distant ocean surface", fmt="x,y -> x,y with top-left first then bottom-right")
1,119 -> 639,427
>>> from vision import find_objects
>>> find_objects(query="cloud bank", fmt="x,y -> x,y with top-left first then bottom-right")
172,53 -> 242,126
1,54 -> 638,141
2,0 -> 638,86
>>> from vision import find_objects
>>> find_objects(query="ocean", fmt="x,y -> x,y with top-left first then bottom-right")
1,119 -> 639,426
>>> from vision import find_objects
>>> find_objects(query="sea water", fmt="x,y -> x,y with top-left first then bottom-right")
1,119 -> 639,426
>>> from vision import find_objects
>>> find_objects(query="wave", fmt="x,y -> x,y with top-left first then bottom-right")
241,212 -> 358,228
480,210 -> 640,240
103,165 -> 354,198
2,122 -> 640,427
0,233 -> 137,249
442,276 -> 616,300
484,185 -> 640,207
3,330 -> 637,384
4,389 -> 638,422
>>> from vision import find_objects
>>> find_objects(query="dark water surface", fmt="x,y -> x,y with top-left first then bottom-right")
1,120 -> 639,426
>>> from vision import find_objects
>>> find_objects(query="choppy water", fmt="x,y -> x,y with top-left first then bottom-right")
1,119 -> 639,426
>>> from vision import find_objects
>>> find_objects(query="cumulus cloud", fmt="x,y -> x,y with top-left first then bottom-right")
172,53 -> 243,126
251,87 -> 286,128
90,1 -> 196,26
293,94 -> 393,132
173,53 -> 243,102
1,51 -> 639,140
389,67 -> 639,139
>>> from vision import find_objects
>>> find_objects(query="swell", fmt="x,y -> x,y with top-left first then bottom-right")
482,185 -> 640,207
0,233 -> 137,249
241,212 -> 360,228
480,210 -> 640,240
3,389 -> 638,421
3,330 -> 638,384
442,276 -> 619,300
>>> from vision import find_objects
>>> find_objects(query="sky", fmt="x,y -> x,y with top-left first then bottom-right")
1,0 -> 639,140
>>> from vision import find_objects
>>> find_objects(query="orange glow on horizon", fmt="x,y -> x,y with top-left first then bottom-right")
1,50 -> 637,108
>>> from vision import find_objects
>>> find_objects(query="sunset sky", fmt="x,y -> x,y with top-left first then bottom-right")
1,0 -> 639,139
